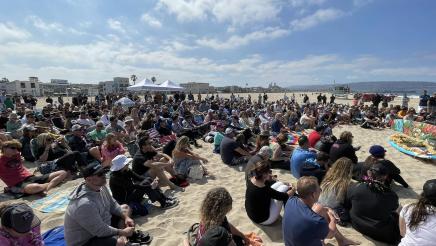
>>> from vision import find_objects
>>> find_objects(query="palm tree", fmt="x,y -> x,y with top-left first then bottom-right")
151,76 -> 156,84
130,74 -> 137,85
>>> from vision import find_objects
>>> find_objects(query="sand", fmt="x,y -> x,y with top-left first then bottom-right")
1,93 -> 432,246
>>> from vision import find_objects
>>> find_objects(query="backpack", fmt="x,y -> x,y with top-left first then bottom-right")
185,223 -> 200,246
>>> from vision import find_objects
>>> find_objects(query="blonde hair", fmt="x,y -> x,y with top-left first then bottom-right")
320,157 -> 353,202
200,187 -> 233,231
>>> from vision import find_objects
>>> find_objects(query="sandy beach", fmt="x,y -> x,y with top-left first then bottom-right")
1,92 -> 431,246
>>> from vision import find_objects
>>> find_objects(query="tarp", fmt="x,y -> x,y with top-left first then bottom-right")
158,80 -> 184,91
127,78 -> 162,91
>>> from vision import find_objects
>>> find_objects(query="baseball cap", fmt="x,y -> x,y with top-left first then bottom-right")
369,145 -> 386,157
1,203 -> 41,233
71,124 -> 82,132
423,179 -> 436,199
110,155 -> 132,172
82,162 -> 109,178
224,128 -> 234,135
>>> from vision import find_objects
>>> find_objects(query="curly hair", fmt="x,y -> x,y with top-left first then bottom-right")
200,187 -> 233,231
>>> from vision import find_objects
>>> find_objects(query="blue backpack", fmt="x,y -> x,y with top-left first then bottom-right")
42,226 -> 65,246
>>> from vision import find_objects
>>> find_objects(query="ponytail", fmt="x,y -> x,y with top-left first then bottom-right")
408,197 -> 436,230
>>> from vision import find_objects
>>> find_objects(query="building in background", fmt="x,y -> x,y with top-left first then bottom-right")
0,77 -> 42,96
180,82 -> 214,93
41,79 -> 70,96
98,77 -> 129,94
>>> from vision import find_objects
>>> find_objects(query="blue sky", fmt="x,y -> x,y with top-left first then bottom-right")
0,0 -> 436,86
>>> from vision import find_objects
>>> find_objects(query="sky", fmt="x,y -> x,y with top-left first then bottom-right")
0,0 -> 436,87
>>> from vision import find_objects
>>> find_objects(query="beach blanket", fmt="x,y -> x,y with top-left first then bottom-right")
389,140 -> 436,160
30,190 -> 70,213
42,226 -> 65,246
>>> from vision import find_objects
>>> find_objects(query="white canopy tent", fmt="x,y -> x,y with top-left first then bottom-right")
127,78 -> 162,91
158,80 -> 184,91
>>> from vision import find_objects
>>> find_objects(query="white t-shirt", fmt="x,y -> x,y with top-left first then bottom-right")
399,204 -> 436,246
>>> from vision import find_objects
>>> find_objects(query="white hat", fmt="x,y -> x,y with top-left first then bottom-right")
224,128 -> 234,135
110,155 -> 132,172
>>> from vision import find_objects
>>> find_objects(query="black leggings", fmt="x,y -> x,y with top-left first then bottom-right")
269,159 -> 290,170
129,187 -> 166,206
55,151 -> 87,172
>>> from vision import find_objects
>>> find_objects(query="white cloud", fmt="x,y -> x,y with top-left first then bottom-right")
140,14 -> 162,28
291,8 -> 345,31
0,22 -> 31,42
157,0 -> 281,26
26,15 -> 63,32
107,18 -> 126,33
289,0 -> 326,7
196,27 -> 290,50
162,40 -> 197,52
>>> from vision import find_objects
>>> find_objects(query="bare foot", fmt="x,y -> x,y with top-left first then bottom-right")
40,191 -> 48,197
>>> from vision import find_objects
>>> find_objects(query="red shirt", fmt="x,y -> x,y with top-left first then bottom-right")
308,131 -> 321,148
0,154 -> 33,187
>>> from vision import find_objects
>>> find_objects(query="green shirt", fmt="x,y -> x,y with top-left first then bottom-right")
88,129 -> 107,141
214,132 -> 224,147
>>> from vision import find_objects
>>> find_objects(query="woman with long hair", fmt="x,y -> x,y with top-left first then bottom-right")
399,179 -> 436,245
198,187 -> 249,245
172,136 -> 208,179
319,157 -> 354,209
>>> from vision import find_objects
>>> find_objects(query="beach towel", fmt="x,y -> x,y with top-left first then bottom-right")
42,226 -> 65,246
30,190 -> 70,213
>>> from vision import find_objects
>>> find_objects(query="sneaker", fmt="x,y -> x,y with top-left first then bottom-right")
161,199 -> 179,209
129,230 -> 152,245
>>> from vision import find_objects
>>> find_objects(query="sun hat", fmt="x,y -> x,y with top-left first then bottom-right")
369,145 -> 386,157
82,162 -> 109,178
124,116 -> 134,123
1,203 -> 41,233
423,179 -> 436,199
110,155 -> 133,172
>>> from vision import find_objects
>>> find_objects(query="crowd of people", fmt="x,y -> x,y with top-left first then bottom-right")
0,90 -> 434,246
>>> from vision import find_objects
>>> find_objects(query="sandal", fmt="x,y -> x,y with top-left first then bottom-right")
129,230 -> 153,245
161,199 -> 179,209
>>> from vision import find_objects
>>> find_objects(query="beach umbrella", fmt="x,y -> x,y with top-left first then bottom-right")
159,80 -> 184,91
115,97 -> 135,107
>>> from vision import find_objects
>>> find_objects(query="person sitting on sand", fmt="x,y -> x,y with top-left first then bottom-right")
5,113 -> 22,139
0,140 -> 67,195
399,179 -> 436,245
363,145 -> 409,188
245,146 -> 272,181
0,202 -> 43,245
33,132 -> 88,173
132,136 -> 181,191
283,176 -> 358,246
101,133 -> 126,167
318,157 -> 354,224
329,131 -> 358,164
197,187 -> 250,245
65,162 -> 152,246
212,122 -> 225,154
270,133 -> 293,170
344,162 -> 402,244
290,135 -> 317,179
172,136 -> 208,179
109,155 -> 178,215
220,128 -> 251,166
245,161 -> 294,225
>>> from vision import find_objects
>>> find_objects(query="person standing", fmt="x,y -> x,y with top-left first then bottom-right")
418,90 -> 430,112
402,93 -> 410,109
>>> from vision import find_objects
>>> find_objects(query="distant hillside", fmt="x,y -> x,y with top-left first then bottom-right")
287,81 -> 436,94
